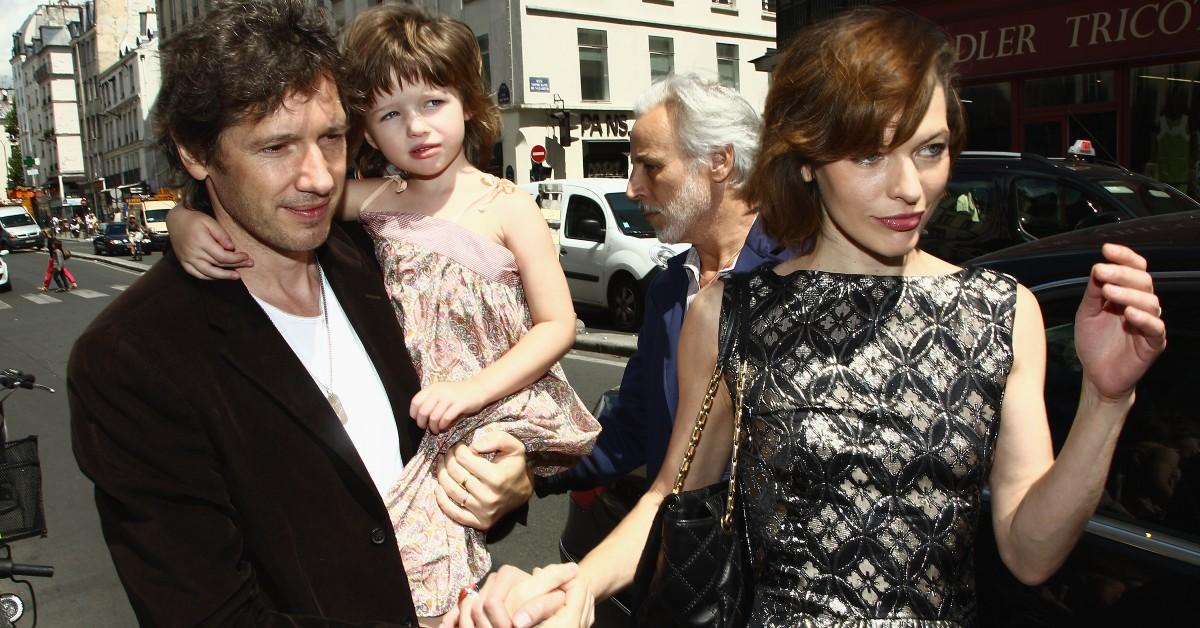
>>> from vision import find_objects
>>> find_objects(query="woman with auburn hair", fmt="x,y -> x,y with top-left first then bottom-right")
445,7 -> 1166,628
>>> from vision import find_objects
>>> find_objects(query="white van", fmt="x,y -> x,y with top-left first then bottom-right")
0,205 -> 44,251
519,179 -> 688,331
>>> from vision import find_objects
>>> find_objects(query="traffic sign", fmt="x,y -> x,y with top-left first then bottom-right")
530,145 -> 546,164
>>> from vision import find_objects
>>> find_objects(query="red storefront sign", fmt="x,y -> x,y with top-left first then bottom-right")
904,0 -> 1200,80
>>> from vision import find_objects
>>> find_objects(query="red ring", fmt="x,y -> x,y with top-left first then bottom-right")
458,585 -> 478,605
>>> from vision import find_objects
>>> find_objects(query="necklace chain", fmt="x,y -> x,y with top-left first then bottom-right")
315,264 -> 333,393
314,264 -> 349,425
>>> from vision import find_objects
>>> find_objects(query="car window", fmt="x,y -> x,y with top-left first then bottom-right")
605,193 -> 655,238
104,224 -> 126,236
1097,179 -> 1198,216
1014,176 -> 1108,238
563,194 -> 605,242
0,213 -> 36,228
1039,285 -> 1200,542
928,175 -> 998,240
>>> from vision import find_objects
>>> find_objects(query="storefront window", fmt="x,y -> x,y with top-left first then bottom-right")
583,141 -> 629,178
1130,62 -> 1199,197
961,82 -> 1012,151
1024,71 -> 1114,108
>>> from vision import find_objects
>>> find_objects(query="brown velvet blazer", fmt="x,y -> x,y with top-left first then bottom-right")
70,223 -> 426,627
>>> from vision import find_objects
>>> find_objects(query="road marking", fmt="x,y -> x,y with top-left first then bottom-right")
0,301 -> 10,310
23,293 -> 61,304
69,289 -> 108,299
565,352 -> 628,368
111,284 -> 129,291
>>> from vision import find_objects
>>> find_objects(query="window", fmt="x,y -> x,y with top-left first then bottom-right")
1038,286 -> 1200,542
578,29 -> 609,101
564,195 -> 605,242
649,36 -> 673,82
961,82 -> 1012,151
1024,71 -> 1114,108
926,175 -> 998,242
1014,176 -> 1108,238
716,43 -> 739,90
477,34 -> 491,90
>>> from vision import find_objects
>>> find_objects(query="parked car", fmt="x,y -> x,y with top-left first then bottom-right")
0,205 -> 44,252
968,210 -> 1200,627
93,222 -> 133,256
520,179 -> 689,331
922,152 -> 1199,263
557,211 -> 1200,627
0,250 -> 10,292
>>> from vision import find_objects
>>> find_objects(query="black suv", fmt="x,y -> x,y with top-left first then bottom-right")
922,152 -> 1199,263
968,211 -> 1200,628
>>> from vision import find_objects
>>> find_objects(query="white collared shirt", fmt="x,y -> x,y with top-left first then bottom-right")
682,246 -> 740,309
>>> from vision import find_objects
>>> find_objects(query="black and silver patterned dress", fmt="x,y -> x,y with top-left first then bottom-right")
719,266 -> 1017,628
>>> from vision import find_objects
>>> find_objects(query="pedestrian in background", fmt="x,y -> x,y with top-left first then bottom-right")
39,236 -> 78,292
49,239 -> 70,293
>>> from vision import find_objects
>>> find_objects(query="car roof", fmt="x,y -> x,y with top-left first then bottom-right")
967,210 -> 1200,285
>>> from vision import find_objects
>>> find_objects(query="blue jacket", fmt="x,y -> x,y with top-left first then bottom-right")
541,219 -> 790,493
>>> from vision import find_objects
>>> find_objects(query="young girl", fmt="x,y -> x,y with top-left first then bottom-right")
48,239 -> 70,292
168,5 -> 599,620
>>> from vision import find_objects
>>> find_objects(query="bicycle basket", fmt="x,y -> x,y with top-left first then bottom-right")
0,437 -> 46,542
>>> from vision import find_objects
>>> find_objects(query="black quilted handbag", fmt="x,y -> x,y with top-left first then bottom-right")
630,308 -> 754,628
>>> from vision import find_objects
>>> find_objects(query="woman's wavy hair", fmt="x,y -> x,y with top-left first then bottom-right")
152,0 -> 344,214
743,6 -> 966,252
342,4 -> 500,176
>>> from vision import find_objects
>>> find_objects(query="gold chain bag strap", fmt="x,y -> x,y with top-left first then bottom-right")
631,278 -> 754,628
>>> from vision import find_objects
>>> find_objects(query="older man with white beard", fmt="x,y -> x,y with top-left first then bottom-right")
536,74 -> 790,501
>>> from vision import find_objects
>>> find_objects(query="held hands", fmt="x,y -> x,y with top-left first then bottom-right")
439,563 -> 594,628
1076,243 -> 1167,400
166,206 -> 251,280
411,380 -> 489,433
435,431 -> 533,530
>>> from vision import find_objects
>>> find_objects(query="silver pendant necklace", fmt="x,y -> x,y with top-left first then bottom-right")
316,264 -> 349,425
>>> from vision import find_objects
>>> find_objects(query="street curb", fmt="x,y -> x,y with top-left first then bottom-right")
69,249 -> 639,358
70,251 -> 153,273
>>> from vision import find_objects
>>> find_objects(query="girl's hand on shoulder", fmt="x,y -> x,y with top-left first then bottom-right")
410,380 -> 487,433
1075,243 -> 1167,400
166,206 -> 251,280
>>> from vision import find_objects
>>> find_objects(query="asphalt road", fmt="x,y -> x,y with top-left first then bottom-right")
0,247 -> 628,626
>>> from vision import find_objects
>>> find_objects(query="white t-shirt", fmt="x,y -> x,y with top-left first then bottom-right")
252,274 -> 404,500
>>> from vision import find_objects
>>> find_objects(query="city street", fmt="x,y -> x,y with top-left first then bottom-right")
0,247 -> 628,626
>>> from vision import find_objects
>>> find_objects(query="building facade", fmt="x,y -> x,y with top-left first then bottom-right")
456,0 -> 776,183
156,0 -> 211,42
775,0 -> 1200,198
10,3 -> 87,220
95,9 -> 162,220
76,0 -> 159,219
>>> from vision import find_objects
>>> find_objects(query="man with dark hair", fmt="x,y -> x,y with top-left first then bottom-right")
70,1 -> 528,625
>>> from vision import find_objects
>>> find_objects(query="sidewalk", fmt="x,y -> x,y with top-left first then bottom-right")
68,244 -> 639,357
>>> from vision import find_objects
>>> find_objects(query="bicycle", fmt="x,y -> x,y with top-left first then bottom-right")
0,370 -> 54,627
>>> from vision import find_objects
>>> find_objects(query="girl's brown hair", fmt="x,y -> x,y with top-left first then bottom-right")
743,6 -> 966,252
342,5 -> 500,176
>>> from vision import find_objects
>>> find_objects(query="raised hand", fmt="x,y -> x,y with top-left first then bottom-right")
1074,243 -> 1167,400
